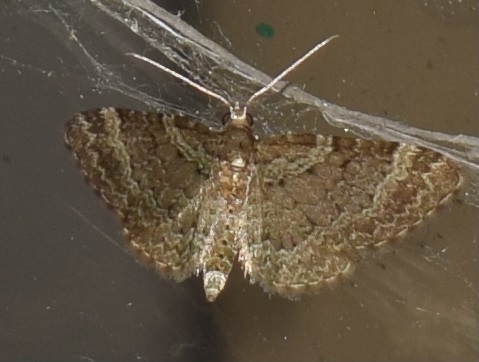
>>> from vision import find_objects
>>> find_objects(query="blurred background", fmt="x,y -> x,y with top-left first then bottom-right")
0,0 -> 477,361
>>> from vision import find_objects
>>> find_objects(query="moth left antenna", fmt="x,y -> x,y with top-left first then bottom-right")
128,53 -> 232,109
128,34 -> 338,121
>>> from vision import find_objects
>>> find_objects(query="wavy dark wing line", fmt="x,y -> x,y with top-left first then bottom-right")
246,134 -> 461,298
65,108 -> 219,280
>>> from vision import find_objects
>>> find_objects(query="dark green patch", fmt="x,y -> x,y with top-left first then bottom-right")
255,23 -> 274,38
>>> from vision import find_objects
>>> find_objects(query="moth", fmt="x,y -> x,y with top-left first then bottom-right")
65,36 -> 461,301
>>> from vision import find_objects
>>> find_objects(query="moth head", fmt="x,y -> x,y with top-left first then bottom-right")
221,101 -> 254,129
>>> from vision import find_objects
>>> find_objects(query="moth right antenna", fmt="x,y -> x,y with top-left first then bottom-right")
245,35 -> 339,106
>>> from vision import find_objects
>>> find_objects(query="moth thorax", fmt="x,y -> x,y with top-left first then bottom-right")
231,156 -> 246,171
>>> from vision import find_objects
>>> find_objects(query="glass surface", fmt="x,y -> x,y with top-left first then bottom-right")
0,1 -> 477,361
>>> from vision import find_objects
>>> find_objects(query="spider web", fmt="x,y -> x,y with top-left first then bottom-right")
20,0 -> 479,208
2,0 -> 477,360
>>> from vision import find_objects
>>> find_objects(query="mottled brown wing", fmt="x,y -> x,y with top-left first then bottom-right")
245,134 -> 461,299
65,107 -> 219,280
